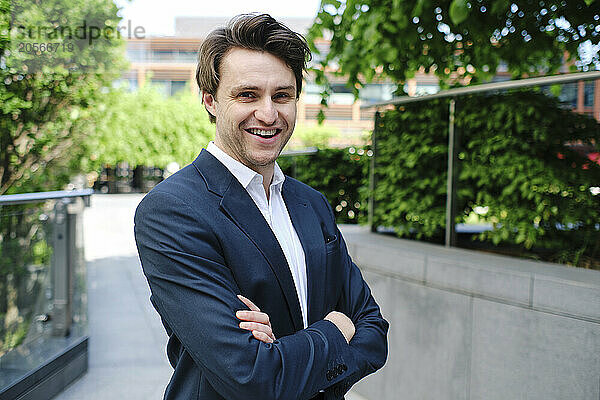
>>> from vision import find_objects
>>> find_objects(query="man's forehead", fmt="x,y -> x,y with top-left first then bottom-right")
218,47 -> 296,88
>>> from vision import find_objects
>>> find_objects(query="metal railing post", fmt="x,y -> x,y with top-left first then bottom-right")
445,99 -> 458,247
51,196 -> 85,337
368,111 -> 380,232
51,199 -> 71,336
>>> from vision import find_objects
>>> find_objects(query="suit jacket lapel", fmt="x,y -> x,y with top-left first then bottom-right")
282,181 -> 326,326
193,150 -> 304,332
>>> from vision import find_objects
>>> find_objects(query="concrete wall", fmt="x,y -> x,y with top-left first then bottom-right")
340,226 -> 600,400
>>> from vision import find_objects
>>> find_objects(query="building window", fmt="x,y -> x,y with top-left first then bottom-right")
359,84 -> 397,103
170,80 -> 187,96
330,84 -> 354,105
151,50 -> 176,62
126,49 -> 147,62
127,79 -> 138,91
177,51 -> 198,62
584,81 -> 594,108
558,83 -> 578,108
150,79 -> 188,96
141,50 -> 197,63
303,82 -> 325,104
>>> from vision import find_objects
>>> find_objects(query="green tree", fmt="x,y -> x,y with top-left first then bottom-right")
308,0 -> 600,92
0,0 -> 127,195
85,85 -> 214,171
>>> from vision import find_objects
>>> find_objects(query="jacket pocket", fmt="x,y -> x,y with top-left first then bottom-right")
324,234 -> 339,254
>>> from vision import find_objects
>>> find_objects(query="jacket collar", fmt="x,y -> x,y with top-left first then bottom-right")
192,149 -> 234,196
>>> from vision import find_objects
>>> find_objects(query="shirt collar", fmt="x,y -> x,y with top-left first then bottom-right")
206,141 -> 285,190
272,161 -> 285,190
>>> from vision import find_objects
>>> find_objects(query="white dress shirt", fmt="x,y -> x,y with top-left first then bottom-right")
206,141 -> 309,328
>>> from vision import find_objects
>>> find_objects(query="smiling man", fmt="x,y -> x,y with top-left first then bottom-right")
203,47 -> 296,198
134,13 -> 388,400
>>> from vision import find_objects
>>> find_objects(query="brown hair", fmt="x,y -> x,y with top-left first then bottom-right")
196,13 -> 311,123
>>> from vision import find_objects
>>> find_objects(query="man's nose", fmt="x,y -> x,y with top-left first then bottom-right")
254,98 -> 277,125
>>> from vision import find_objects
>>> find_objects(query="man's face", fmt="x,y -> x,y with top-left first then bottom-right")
203,47 -> 297,173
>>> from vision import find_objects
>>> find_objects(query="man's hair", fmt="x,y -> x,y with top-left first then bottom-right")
196,13 -> 311,123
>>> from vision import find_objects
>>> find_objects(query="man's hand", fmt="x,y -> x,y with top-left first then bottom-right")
324,311 -> 355,344
236,295 -> 276,343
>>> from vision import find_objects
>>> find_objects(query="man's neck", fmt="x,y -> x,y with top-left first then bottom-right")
211,140 -> 274,199
254,164 -> 274,201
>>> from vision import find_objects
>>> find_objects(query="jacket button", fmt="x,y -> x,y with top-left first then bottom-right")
326,371 -> 333,381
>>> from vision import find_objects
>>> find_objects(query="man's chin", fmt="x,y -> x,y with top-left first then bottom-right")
250,149 -> 285,165
250,157 -> 279,168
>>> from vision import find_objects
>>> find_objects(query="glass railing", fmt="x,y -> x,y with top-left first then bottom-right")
0,202 -> 52,357
0,190 -> 91,399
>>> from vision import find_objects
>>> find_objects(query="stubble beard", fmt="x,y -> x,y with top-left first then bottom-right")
217,126 -> 292,171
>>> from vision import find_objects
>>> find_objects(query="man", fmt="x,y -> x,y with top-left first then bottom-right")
134,13 -> 388,400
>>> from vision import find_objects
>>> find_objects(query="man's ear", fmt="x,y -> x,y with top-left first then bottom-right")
202,91 -> 217,117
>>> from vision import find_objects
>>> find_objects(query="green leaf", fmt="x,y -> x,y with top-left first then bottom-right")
449,0 -> 470,25
585,0 -> 595,5
411,0 -> 427,17
317,109 -> 326,124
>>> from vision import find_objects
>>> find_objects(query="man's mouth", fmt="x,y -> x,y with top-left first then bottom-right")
246,128 -> 280,138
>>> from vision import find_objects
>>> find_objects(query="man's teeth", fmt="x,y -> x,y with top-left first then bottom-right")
249,129 -> 277,137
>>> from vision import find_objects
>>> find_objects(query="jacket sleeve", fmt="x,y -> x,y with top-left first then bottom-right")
319,195 -> 390,400
134,189 -> 358,400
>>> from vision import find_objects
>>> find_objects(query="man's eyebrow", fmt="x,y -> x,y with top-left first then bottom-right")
230,85 -> 260,93
229,85 -> 295,93
275,85 -> 295,92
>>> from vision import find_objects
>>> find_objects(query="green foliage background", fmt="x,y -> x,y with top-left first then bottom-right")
0,0 -> 127,195
372,90 -> 600,266
85,85 -> 214,170
308,0 -> 600,95
279,147 -> 370,224
290,125 -> 346,148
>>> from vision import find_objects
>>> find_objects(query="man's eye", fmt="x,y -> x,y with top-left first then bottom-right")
274,93 -> 292,100
238,92 -> 255,98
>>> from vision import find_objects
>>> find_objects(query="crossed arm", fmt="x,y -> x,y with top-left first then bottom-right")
237,294 -> 356,344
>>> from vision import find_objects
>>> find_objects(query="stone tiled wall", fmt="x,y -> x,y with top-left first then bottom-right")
340,225 -> 600,400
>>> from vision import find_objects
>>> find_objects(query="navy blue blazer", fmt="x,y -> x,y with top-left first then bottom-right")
134,149 -> 388,400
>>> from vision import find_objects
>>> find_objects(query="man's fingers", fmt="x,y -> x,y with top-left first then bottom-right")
236,295 -> 275,342
237,294 -> 260,312
252,330 -> 274,343
236,310 -> 270,325
239,321 -> 274,339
